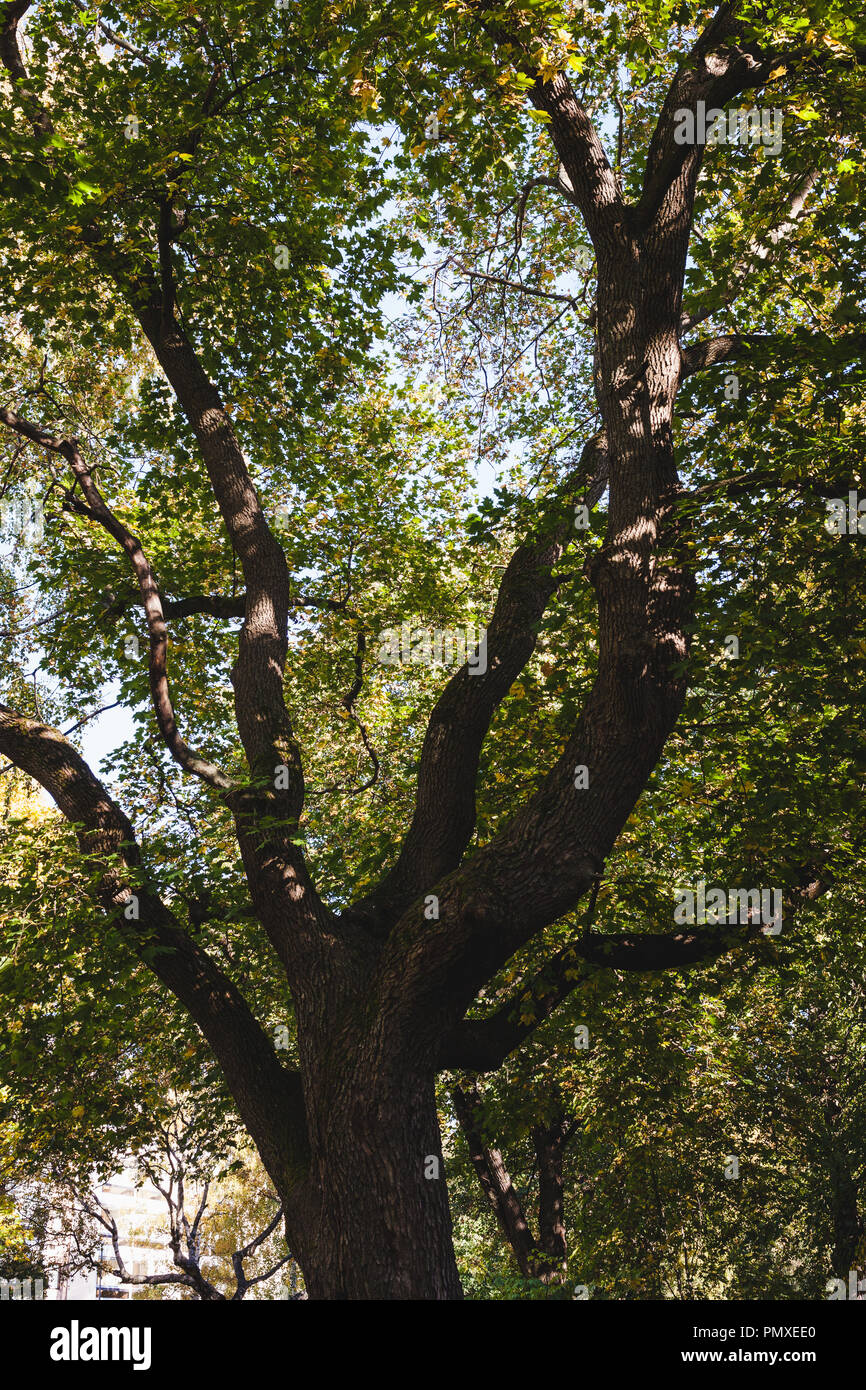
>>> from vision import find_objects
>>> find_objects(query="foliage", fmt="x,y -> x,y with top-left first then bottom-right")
1,0 -> 865,1298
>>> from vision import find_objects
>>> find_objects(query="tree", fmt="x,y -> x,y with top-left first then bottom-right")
452,1083 -> 572,1288
447,919 -> 866,1300
49,1123 -> 297,1301
1,1 -> 864,1298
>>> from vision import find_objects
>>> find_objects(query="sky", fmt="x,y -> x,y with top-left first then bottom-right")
80,688 -> 137,781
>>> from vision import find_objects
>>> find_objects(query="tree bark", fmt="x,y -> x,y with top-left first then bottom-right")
828,1163 -> 863,1286
291,1064 -> 462,1299
452,1086 -> 570,1285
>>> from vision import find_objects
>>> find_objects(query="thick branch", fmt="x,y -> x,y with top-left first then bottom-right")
439,942 -> 591,1072
439,921 -> 752,1073
0,1 -> 51,134
681,331 -> 760,376
0,702 -> 309,1191
353,430 -> 608,931
634,7 -> 804,232
0,1 -> 28,79
469,4 -> 620,244
528,73 -> 623,246
133,311 -> 301,806
107,313 -> 341,978
575,922 -> 762,971
680,327 -> 866,382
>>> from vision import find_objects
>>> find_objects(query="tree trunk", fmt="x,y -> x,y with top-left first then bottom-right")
452,1085 -> 570,1286
827,1153 -> 863,1283
289,1064 -> 462,1300
533,1119 -> 568,1284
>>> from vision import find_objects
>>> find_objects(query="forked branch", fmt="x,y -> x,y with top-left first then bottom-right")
0,405 -> 232,791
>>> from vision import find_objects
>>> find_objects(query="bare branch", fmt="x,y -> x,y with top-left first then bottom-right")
0,405 -> 233,791
70,0 -> 152,65
456,264 -> 581,306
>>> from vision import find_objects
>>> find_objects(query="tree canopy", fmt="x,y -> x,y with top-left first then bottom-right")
1,0 -> 865,1304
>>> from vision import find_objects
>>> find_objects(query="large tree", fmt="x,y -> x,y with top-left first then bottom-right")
1,1 -> 864,1298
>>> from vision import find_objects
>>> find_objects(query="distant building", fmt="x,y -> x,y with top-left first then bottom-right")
45,1169 -> 182,1301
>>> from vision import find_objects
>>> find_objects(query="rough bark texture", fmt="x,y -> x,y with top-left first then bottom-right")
453,1086 -> 569,1283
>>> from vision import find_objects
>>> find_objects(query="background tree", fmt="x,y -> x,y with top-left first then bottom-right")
51,1123 -> 296,1302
